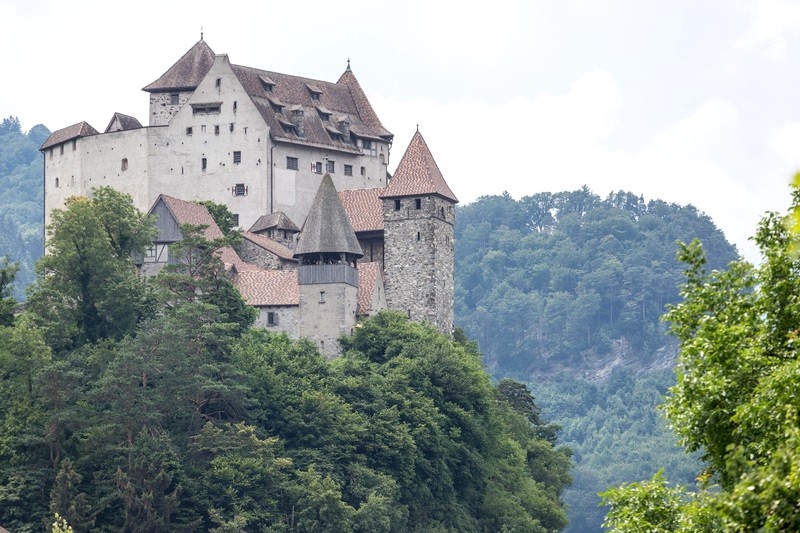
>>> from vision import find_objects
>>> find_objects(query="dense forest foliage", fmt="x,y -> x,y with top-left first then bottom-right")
0,188 -> 571,531
0,116 -> 49,298
602,188 -> 800,531
454,190 -> 739,532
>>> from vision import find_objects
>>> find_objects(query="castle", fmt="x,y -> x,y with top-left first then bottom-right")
40,39 -> 457,357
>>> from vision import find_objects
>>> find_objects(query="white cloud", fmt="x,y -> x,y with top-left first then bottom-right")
375,73 -> 784,263
736,0 -> 800,62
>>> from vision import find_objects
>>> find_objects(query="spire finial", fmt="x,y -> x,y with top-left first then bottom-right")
346,57 -> 351,72
200,26 -> 204,41
416,124 -> 419,132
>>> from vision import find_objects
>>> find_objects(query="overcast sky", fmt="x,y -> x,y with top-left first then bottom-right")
3,0 -> 800,263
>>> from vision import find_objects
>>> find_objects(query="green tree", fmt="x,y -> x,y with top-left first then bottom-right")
0,256 -> 18,326
602,186 -> 800,531
27,188 -> 156,351
195,200 -> 237,237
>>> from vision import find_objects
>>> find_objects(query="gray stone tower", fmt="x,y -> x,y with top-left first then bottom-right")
381,131 -> 458,335
294,174 -> 363,358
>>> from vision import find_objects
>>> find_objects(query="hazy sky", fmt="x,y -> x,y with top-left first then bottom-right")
2,0 -> 799,263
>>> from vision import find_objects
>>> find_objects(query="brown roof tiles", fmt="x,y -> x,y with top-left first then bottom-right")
339,187 -> 384,233
242,232 -> 297,261
104,112 -> 143,133
231,64 -> 391,153
142,39 -> 215,92
381,130 -> 458,203
155,194 -> 225,240
249,212 -> 300,234
234,269 -> 299,306
40,121 -> 99,150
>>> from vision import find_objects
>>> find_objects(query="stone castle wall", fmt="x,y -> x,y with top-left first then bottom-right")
382,194 -> 455,334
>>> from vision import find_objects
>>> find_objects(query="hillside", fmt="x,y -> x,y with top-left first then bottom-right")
0,116 -> 49,298
454,189 -> 739,532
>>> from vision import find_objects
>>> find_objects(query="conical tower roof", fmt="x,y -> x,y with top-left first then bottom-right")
294,174 -> 363,258
381,130 -> 458,203
143,39 -> 215,92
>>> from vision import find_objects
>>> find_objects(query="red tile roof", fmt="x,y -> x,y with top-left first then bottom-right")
242,232 -> 297,261
156,195 -> 225,240
381,131 -> 458,203
40,121 -> 99,150
142,39 -> 215,92
357,262 -> 382,315
339,188 -> 384,233
234,269 -> 299,306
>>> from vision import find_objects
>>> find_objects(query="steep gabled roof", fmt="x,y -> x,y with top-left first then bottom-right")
337,68 -> 392,138
294,174 -> 363,258
143,39 -> 215,92
151,194 -> 224,240
234,269 -> 299,306
242,232 -> 297,262
104,112 -> 143,133
249,212 -> 299,234
40,121 -> 99,150
381,130 -> 458,203
339,187 -> 384,233
231,63 -> 392,152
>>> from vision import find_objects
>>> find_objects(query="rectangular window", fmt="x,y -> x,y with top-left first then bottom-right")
234,183 -> 247,196
170,93 -> 179,105
313,162 -> 323,174
229,123 -> 234,132
72,140 -> 77,151
233,151 -> 242,164
202,157 -> 207,170
214,125 -> 220,135
267,311 -> 278,326
233,101 -> 237,112
186,126 -> 193,135
344,164 -> 353,176
192,104 -> 221,115
216,78 -> 221,88
60,145 -> 64,155
286,156 -> 299,170
360,166 -> 366,176
415,198 -> 422,210
326,160 -> 335,173
394,199 -> 401,211
232,213 -> 240,226
201,125 -> 206,132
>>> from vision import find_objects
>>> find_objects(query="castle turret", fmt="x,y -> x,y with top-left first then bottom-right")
381,131 -> 457,335
294,174 -> 362,357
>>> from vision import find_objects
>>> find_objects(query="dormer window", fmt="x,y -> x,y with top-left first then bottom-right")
259,75 -> 276,93
281,123 -> 296,135
306,83 -> 322,101
271,103 -> 283,113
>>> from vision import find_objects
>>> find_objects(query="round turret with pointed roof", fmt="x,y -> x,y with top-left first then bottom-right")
294,174 -> 363,265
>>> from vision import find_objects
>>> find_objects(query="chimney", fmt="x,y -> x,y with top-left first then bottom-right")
338,116 -> 351,141
289,105 -> 305,137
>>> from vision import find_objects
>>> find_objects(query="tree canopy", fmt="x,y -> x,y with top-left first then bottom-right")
0,191 -> 572,531
601,185 -> 800,531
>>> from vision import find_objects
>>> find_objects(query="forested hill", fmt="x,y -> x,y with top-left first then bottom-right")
0,116 -> 50,298
454,188 -> 740,532
455,188 -> 739,376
